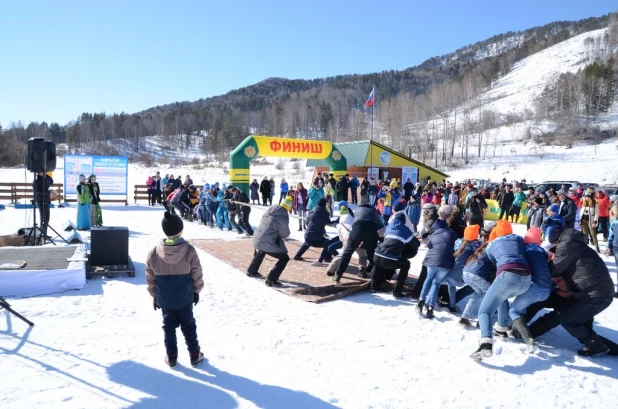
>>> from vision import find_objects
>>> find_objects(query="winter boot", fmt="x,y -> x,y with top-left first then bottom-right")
416,300 -> 425,317
459,318 -> 473,327
246,271 -> 262,278
265,279 -> 283,287
512,318 -> 536,352
493,323 -> 509,338
190,349 -> 205,367
333,274 -> 342,283
393,289 -> 406,298
358,266 -> 368,279
165,353 -> 178,368
470,338 -> 494,361
425,305 -> 434,319
578,333 -> 610,357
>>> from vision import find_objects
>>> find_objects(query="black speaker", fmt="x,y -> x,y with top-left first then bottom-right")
45,141 -> 56,171
90,227 -> 129,266
27,137 -> 47,172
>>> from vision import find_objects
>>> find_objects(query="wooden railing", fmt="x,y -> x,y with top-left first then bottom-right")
0,182 -> 127,205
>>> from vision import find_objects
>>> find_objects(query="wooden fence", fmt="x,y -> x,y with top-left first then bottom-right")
0,182 -> 127,205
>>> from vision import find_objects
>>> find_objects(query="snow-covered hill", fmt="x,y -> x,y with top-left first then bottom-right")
482,28 -> 612,119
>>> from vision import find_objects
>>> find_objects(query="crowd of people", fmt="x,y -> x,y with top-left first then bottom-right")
141,169 -> 618,365
238,174 -> 618,361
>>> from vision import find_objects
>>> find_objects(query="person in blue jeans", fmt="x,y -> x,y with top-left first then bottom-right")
215,189 -> 232,231
471,220 -> 531,361
603,202 -> 618,268
507,227 -> 553,347
417,205 -> 458,319
444,224 -> 482,313
146,211 -> 204,367
461,243 -> 493,326
279,178 -> 289,204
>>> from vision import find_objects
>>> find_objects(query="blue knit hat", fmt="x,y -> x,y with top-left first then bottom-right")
549,204 -> 559,214
393,199 -> 407,213
337,200 -> 349,210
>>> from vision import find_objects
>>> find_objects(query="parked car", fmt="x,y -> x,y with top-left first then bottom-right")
600,185 -> 618,196
533,181 -> 581,192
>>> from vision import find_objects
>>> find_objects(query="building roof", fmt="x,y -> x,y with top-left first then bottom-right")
306,140 -> 449,178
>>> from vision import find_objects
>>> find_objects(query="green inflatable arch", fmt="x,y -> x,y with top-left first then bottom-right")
229,135 -> 348,195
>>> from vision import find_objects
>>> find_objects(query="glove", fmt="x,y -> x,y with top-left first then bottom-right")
193,293 -> 199,306
153,297 -> 159,310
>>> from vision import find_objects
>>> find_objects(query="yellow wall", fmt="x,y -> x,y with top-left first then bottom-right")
363,144 -> 447,183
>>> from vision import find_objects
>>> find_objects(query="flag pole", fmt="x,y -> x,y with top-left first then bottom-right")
370,87 -> 374,175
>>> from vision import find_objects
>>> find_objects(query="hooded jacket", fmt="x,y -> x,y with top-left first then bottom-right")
464,251 -> 493,282
549,228 -> 615,299
375,212 -> 419,261
406,200 -> 421,225
448,239 -> 481,283
558,196 -> 577,228
423,218 -> 458,269
252,205 -> 290,254
352,204 -> 383,228
307,187 -> 325,211
304,206 -> 332,245
524,244 -> 553,290
145,238 -> 204,309
527,205 -> 545,228
486,234 -> 530,276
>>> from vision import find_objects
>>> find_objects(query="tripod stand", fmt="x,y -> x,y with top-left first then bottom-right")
22,172 -> 69,246
0,296 -> 34,326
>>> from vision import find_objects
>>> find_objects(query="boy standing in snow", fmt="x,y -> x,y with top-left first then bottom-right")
146,211 -> 205,367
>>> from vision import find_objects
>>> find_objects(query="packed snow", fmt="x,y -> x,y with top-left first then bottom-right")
1,161 -> 617,409
482,29 -> 610,118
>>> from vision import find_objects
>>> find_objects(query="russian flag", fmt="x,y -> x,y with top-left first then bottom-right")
364,88 -> 375,108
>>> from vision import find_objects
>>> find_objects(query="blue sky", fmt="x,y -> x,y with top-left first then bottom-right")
0,0 -> 616,127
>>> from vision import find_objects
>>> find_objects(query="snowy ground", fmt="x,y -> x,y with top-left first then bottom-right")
1,164 -> 618,409
445,136 -> 618,186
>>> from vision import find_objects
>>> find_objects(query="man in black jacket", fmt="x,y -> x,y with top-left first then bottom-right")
232,187 -> 253,236
329,174 -> 337,190
557,189 -> 577,228
33,171 -> 53,236
403,178 -> 414,202
259,176 -> 271,206
497,185 -> 514,220
466,187 -> 488,227
224,185 -> 243,234
526,226 -> 615,357
332,204 -> 383,282
337,176 -> 349,202
293,198 -> 335,262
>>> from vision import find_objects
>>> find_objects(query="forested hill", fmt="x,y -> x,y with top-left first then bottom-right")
0,12 -> 615,166
142,14 -> 611,114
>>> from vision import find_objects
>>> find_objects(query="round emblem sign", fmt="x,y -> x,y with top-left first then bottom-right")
379,151 -> 391,165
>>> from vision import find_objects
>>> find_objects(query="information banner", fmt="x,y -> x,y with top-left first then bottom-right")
64,155 -> 128,195
484,199 -> 529,224
367,167 -> 379,181
401,166 -> 418,184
